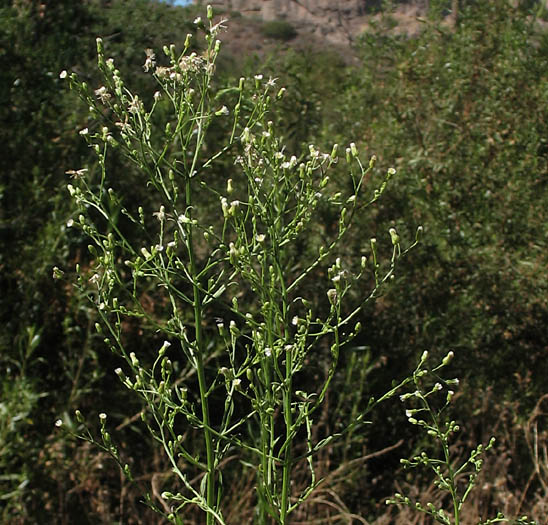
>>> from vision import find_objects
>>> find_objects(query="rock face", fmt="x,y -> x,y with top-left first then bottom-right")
206,1 -> 428,45
216,0 -> 366,19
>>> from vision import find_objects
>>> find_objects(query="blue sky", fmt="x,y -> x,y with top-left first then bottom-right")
161,0 -> 192,5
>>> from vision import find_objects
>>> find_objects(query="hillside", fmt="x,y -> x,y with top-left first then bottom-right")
205,0 -> 430,46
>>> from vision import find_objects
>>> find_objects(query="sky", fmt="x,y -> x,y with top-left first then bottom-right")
162,0 -> 192,5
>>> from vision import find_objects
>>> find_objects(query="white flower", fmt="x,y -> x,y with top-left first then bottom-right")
143,48 -> 156,73
59,70 -> 67,79
55,419 -> 63,427
65,168 -> 88,179
281,156 -> 297,170
153,206 -> 166,222
94,86 -> 111,103
128,96 -> 142,114
79,128 -> 89,136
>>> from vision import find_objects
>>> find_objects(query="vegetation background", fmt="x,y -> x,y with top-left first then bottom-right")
1,0 -> 548,522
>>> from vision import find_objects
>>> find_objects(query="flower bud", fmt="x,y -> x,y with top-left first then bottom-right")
442,350 -> 454,366
389,227 -> 400,246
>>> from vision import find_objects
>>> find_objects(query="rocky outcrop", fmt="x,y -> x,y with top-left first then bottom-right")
206,0 -> 428,45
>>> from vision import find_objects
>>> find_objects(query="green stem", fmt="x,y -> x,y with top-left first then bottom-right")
186,160 -> 215,522
278,260 -> 292,523
193,292 -> 216,524
280,344 -> 292,524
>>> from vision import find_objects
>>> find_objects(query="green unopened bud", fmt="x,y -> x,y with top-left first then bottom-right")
229,200 -> 240,215
350,142 -> 358,157
327,288 -> 337,305
369,155 -> 377,168
221,197 -> 229,218
226,178 -> 233,194
389,227 -> 400,245
159,340 -> 171,356
276,87 -> 286,99
229,320 -> 240,337
229,242 -> 237,264
416,225 -> 424,242
330,143 -> 338,160
370,238 -> 377,262
207,4 -> 213,19
442,350 -> 454,366
216,320 -> 225,336
130,352 -> 139,367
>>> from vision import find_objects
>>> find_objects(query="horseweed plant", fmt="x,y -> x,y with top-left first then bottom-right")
58,10 -> 421,524
388,351 -> 536,525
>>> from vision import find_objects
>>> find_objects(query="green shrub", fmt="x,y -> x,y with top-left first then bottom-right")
261,19 -> 297,41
